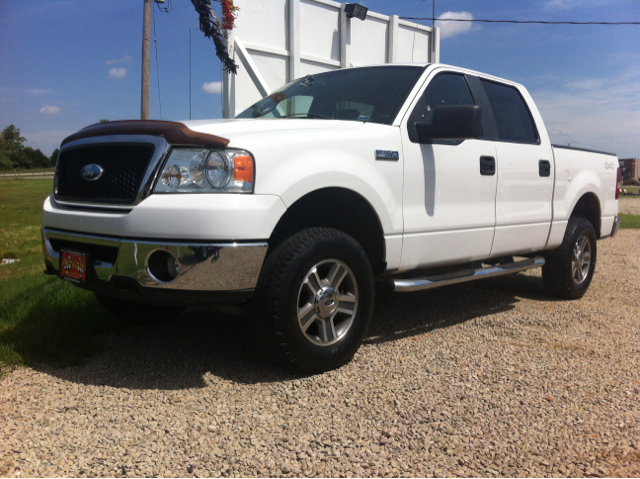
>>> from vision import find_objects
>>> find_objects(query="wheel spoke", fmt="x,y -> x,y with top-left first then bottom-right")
578,236 -> 588,252
304,268 -> 323,296
298,303 -> 317,332
327,263 -> 349,289
336,294 -> 357,315
319,319 -> 337,343
582,251 -> 591,264
576,263 -> 584,282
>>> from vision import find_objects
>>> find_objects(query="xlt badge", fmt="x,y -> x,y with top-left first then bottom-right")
375,150 -> 399,161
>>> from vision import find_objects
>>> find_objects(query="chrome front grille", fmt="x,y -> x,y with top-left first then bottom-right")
53,135 -> 170,209
55,144 -> 155,205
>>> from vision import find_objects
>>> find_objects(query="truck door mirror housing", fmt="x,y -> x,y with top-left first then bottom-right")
415,105 -> 482,143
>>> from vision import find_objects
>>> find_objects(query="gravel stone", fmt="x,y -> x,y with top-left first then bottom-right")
0,230 -> 639,477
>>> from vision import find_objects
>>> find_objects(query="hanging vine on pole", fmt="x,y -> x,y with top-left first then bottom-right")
190,0 -> 239,74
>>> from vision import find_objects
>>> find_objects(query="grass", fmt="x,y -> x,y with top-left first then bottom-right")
620,214 -> 640,229
0,167 -> 55,175
0,179 -> 125,376
621,185 -> 640,195
0,178 -> 53,261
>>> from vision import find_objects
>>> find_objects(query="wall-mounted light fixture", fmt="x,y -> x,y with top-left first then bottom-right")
345,3 -> 368,21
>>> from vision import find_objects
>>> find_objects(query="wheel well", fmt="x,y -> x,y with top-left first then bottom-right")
269,188 -> 386,275
570,193 -> 601,238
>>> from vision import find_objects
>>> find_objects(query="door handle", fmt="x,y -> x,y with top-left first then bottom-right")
539,160 -> 551,177
480,156 -> 496,176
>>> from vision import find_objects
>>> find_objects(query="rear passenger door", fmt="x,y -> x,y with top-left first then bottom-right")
479,79 -> 554,256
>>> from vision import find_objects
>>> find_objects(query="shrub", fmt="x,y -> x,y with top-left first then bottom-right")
622,178 -> 640,186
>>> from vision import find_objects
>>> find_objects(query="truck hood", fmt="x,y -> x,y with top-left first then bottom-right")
181,118 -> 373,148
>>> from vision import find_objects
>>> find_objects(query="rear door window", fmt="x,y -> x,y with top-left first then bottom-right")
480,80 -> 539,144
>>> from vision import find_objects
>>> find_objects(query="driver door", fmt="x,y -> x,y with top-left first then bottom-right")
400,71 -> 498,271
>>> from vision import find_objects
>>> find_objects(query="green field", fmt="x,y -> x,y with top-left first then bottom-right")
620,213 -> 640,229
0,179 -> 125,376
0,167 -> 56,175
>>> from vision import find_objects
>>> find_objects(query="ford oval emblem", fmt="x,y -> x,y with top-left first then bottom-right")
81,164 -> 104,181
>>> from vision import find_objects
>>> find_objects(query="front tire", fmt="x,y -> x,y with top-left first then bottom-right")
542,217 -> 597,299
251,228 -> 375,374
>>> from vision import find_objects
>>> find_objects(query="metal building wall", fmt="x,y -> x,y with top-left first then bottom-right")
222,0 -> 440,118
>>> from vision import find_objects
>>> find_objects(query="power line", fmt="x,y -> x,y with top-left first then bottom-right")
152,6 -> 163,119
400,17 -> 640,25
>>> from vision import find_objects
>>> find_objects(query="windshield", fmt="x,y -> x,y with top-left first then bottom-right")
236,66 -> 425,125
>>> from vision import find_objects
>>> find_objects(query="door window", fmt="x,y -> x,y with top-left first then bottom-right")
408,73 -> 475,142
480,80 -> 539,144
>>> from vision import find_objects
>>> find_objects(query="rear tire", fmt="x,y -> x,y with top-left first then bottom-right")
95,294 -> 185,324
542,217 -> 597,299
251,228 -> 375,374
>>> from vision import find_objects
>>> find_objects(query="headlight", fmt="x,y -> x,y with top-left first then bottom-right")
154,148 -> 254,194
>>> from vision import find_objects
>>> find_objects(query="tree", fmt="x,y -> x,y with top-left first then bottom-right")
0,125 -> 27,170
50,148 -> 60,167
99,119 -> 110,123
0,136 -> 11,169
23,147 -> 50,168
2,125 -> 26,152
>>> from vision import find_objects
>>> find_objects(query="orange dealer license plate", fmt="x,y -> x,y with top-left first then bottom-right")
60,249 -> 88,285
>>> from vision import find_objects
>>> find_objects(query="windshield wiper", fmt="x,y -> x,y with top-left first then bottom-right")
277,113 -> 329,119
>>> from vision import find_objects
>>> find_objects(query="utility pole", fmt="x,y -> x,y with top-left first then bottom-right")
189,28 -> 192,120
141,0 -> 151,120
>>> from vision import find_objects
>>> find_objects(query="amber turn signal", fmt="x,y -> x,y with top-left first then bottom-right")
234,155 -> 254,183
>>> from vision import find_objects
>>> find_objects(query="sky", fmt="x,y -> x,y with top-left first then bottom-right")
0,0 -> 638,158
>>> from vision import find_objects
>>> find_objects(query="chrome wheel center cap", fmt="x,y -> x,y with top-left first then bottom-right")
314,287 -> 340,319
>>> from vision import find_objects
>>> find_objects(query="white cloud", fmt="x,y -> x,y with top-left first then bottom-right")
107,68 -> 128,80
106,55 -> 132,65
435,11 -> 477,39
27,88 -> 50,96
544,0 -> 575,8
544,0 -> 616,10
202,81 -> 223,94
39,106 -> 63,116
532,68 -> 640,158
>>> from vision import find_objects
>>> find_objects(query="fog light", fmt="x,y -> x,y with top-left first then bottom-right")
147,250 -> 180,283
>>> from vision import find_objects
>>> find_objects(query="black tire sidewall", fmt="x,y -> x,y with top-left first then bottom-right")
564,220 -> 597,296
543,217 -> 597,299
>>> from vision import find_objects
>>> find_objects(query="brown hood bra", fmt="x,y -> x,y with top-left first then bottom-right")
61,120 -> 230,148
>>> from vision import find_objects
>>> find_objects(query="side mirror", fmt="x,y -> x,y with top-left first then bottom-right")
415,105 -> 482,143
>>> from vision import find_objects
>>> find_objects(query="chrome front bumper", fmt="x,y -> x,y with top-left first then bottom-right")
42,228 -> 268,293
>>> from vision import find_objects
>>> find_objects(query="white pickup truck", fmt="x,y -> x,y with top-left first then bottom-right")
42,63 -> 621,372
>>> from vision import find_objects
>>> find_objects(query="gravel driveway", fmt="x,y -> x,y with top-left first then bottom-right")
619,197 -> 640,215
1,230 -> 639,478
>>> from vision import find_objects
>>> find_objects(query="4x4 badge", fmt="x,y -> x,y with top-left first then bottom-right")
81,164 -> 104,181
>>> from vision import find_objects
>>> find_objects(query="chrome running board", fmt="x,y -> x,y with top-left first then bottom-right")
389,256 -> 545,293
